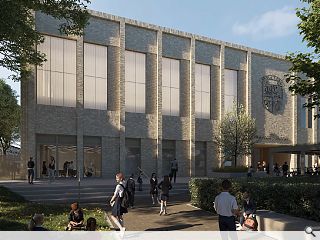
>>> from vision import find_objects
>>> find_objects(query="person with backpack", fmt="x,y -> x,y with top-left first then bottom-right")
27,157 -> 35,184
109,172 -> 127,232
126,174 -> 136,208
158,175 -> 172,215
240,190 -> 256,226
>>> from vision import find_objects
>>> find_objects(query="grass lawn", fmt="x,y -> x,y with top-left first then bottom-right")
0,186 -> 110,231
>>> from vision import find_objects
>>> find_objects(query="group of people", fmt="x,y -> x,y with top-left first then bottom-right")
28,202 -> 97,231
214,179 -> 257,231
108,172 -> 173,231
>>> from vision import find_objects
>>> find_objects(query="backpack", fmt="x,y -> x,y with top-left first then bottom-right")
243,216 -> 258,231
119,184 -> 130,209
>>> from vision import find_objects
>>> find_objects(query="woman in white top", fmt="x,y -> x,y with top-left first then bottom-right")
109,172 -> 127,231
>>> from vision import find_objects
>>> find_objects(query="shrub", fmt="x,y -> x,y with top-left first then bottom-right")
189,177 -> 320,221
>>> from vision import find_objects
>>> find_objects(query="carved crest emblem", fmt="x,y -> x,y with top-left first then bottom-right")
261,75 -> 283,114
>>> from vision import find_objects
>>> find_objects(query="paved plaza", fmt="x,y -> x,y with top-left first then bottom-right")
0,178 -> 219,231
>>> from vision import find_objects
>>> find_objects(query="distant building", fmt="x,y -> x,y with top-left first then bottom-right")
21,10 -> 320,179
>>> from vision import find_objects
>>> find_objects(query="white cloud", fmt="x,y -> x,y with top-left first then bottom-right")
232,6 -> 299,40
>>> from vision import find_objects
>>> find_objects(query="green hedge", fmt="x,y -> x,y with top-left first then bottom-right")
189,177 -> 320,222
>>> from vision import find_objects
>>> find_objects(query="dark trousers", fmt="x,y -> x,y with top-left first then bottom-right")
170,170 -> 177,183
128,191 -> 135,207
28,169 -> 34,184
218,215 -> 236,231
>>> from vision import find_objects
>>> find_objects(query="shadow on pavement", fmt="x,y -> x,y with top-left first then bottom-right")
145,223 -> 203,231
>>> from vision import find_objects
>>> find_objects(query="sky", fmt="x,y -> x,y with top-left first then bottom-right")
1,0 -> 309,104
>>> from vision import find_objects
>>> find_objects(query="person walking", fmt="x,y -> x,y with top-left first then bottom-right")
170,158 -> 178,183
27,157 -> 35,184
48,156 -> 55,182
158,175 -> 172,215
137,171 -> 143,191
150,173 -> 159,205
126,174 -> 135,208
214,179 -> 240,231
109,172 -> 127,232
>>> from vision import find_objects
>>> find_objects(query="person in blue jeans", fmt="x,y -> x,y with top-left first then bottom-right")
27,157 -> 35,184
214,180 -> 240,231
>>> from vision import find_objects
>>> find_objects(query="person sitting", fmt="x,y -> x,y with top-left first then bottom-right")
240,190 -> 256,226
28,213 -> 48,231
67,202 -> 84,230
86,217 -> 97,231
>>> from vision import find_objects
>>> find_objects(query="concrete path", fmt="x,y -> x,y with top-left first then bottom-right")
118,203 -> 219,231
0,178 -> 190,206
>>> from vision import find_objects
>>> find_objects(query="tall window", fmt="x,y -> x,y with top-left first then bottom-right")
37,35 -> 76,107
300,97 -> 312,128
84,43 -> 108,110
195,64 -> 210,119
125,51 -> 146,113
224,69 -> 238,113
162,57 -> 180,116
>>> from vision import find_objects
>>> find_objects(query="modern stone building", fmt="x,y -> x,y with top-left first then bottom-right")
21,10 -> 320,179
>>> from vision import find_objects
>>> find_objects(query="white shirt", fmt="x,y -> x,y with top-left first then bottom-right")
214,192 -> 238,217
114,181 -> 125,198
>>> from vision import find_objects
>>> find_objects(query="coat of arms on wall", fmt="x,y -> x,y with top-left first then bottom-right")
261,75 -> 283,114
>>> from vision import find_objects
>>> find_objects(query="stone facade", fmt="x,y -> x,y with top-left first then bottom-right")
20,10 -> 318,179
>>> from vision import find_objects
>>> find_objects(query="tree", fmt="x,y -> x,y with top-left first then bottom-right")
286,0 -> 320,117
213,104 -> 257,167
0,0 -> 90,80
0,79 -> 20,155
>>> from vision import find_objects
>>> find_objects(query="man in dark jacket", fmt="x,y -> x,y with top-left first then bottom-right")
27,157 -> 35,184
126,174 -> 136,208
240,190 -> 256,225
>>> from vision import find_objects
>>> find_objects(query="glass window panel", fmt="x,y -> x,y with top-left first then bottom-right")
63,73 -> 76,107
125,81 -> 136,112
195,64 -> 202,92
63,39 -> 76,74
51,37 -> 64,72
84,76 -> 96,109
171,88 -> 180,116
162,86 -> 171,115
51,71 -> 64,106
135,83 -> 145,113
171,59 -> 180,89
202,65 -> 211,92
135,52 -> 146,84
95,45 -> 107,79
95,77 -> 107,110
38,36 -> 51,71
125,51 -> 135,83
37,69 -> 51,105
225,95 -> 235,113
195,90 -> 202,118
84,43 -> 95,77
84,146 -> 102,177
162,58 -> 171,87
202,92 -> 210,119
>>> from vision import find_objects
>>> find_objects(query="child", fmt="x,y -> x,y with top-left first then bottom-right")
158,175 -> 172,215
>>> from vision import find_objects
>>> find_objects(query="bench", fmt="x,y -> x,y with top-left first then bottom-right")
256,210 -> 318,231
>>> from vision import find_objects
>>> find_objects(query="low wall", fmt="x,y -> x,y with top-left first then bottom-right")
257,210 -> 319,231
